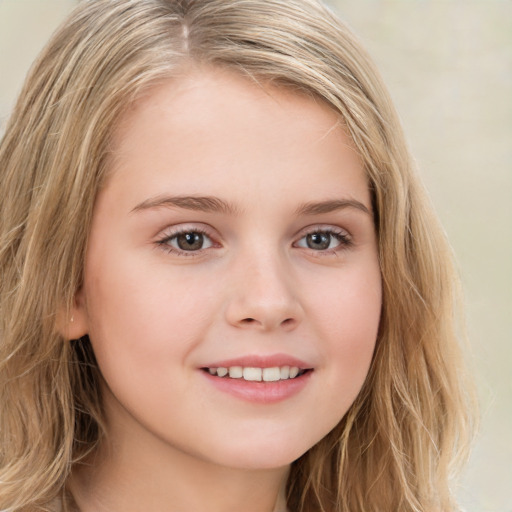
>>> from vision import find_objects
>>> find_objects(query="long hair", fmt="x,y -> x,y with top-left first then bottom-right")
0,1 -> 476,510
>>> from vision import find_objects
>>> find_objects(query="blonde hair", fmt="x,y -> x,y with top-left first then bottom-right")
0,1 -> 476,510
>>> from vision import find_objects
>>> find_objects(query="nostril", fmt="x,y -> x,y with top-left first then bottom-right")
232,310 -> 301,330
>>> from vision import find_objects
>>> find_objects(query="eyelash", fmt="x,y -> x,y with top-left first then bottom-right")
294,227 -> 353,255
155,226 -> 352,257
156,226 -> 215,257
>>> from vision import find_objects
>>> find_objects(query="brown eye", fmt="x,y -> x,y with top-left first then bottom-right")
168,231 -> 213,252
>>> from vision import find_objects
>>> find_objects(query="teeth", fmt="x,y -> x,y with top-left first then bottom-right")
207,365 -> 304,381
217,367 -> 228,377
243,367 -> 262,381
262,367 -> 280,382
228,366 -> 243,378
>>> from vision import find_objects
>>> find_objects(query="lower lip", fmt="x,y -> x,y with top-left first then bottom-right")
201,370 -> 312,404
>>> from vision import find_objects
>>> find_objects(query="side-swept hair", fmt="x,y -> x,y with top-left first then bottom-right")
0,1 -> 476,510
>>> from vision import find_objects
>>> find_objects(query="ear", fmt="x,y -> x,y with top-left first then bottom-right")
57,287 -> 89,340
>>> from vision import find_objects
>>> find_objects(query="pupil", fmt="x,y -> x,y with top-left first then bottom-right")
307,232 -> 330,250
177,232 -> 203,251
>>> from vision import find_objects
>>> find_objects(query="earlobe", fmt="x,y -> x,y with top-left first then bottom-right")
57,289 -> 89,341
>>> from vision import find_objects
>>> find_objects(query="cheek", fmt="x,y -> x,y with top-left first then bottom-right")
82,261 -> 214,432
310,259 -> 381,338
82,251 -> 217,379
308,262 -> 381,400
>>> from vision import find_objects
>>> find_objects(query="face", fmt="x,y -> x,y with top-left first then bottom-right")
72,67 -> 382,471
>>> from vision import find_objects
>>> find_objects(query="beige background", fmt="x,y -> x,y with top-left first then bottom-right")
1,1 -> 511,511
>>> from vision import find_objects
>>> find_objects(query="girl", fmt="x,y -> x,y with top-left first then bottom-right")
0,1 -> 476,511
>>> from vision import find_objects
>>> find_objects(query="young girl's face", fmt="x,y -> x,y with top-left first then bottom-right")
73,67 -> 382,470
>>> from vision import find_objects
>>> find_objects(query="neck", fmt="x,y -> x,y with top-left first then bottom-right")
68,392 -> 289,512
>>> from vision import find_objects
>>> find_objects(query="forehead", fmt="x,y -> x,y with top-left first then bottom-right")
110,65 -> 356,160
102,65 -> 369,213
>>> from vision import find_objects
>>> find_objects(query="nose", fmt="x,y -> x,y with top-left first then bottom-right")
224,251 -> 303,332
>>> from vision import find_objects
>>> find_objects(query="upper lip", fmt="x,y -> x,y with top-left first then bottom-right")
201,353 -> 313,369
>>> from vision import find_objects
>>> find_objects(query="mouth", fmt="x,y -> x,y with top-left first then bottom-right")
200,357 -> 314,403
202,365 -> 311,382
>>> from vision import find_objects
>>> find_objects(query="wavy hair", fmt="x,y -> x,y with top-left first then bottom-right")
0,1 -> 476,510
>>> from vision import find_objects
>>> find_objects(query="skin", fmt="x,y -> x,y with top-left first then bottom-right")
68,66 -> 382,512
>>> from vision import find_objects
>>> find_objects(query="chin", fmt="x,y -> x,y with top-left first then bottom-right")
199,428 -> 323,471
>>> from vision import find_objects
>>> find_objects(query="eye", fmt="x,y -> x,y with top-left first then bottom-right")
295,229 -> 351,251
157,229 -> 214,253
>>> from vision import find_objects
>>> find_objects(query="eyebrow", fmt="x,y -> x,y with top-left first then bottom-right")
131,195 -> 239,215
131,195 -> 371,217
295,199 -> 371,216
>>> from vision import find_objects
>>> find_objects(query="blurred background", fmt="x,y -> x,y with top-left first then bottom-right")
0,1 -> 510,511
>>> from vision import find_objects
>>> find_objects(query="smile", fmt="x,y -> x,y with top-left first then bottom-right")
200,355 -> 314,403
205,366 -> 307,382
